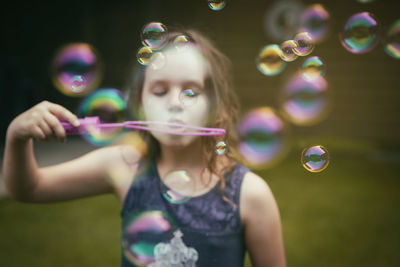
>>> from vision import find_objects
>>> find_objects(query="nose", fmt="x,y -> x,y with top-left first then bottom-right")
167,87 -> 183,112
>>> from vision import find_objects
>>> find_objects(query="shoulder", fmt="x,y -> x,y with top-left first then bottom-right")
240,171 -> 279,225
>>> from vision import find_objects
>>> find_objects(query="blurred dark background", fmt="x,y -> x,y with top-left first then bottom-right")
1,1 -> 400,266
1,0 -> 399,144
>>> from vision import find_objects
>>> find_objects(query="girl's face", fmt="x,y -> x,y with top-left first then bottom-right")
141,45 -> 211,146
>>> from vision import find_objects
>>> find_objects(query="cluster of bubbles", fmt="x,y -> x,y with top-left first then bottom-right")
208,0 -> 226,11
236,107 -> 290,169
280,31 -> 315,63
256,31 -> 316,77
51,42 -> 103,97
301,145 -> 330,172
137,22 -> 169,70
122,210 -> 177,266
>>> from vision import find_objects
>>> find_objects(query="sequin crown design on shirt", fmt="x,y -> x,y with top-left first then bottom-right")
148,230 -> 199,267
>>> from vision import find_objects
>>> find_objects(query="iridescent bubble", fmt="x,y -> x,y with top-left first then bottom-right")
161,170 -> 196,204
384,19 -> 400,59
237,107 -> 289,169
77,88 -> 127,146
70,75 -> 87,93
141,22 -> 168,49
179,88 -> 198,107
301,145 -> 329,172
293,32 -> 314,56
299,4 -> 330,44
208,0 -> 226,11
215,141 -> 228,155
122,210 -> 177,266
280,72 -> 330,126
137,46 -> 154,66
51,43 -> 102,97
256,44 -> 286,76
280,40 -> 299,62
173,35 -> 192,51
301,56 -> 326,81
339,12 -> 379,54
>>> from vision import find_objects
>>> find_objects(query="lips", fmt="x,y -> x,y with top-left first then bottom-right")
167,119 -> 186,130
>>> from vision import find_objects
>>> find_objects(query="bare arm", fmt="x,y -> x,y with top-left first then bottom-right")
241,172 -> 287,267
2,101 -> 123,202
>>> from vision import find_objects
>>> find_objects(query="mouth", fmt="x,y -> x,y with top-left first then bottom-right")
167,119 -> 186,130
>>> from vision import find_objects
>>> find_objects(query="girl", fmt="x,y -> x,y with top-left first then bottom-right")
2,28 -> 286,267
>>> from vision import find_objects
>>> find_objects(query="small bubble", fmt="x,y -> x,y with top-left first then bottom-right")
215,141 -> 228,155
301,145 -> 329,172
208,0 -> 226,11
280,40 -> 299,62
293,32 -> 314,56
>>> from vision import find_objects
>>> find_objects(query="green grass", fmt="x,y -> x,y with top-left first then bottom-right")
1,137 -> 399,266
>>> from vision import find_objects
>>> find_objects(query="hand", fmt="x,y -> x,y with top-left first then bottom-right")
7,101 -> 80,143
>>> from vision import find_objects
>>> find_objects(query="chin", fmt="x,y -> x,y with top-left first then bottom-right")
152,132 -> 197,148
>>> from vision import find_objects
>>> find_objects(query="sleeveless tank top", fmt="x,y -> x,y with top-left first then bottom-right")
120,160 -> 249,267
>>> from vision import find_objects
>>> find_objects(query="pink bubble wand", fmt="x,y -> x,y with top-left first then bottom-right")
60,116 -> 225,136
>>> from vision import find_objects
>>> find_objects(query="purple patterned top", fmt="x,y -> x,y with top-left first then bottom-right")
120,160 -> 249,267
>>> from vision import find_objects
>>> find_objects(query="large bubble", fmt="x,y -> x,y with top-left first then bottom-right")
51,43 -> 103,97
256,44 -> 286,76
237,107 -> 290,169
339,12 -> 380,54
122,210 -> 177,266
299,4 -> 330,44
384,19 -> 400,59
279,72 -> 330,126
77,88 -> 127,146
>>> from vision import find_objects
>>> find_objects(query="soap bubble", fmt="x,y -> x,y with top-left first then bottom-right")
77,88 -> 127,146
299,4 -> 330,43
339,12 -> 380,54
301,56 -> 326,81
384,19 -> 400,59
293,32 -> 314,56
161,170 -> 196,204
280,72 -> 330,126
122,210 -> 177,266
301,145 -> 329,172
280,40 -> 299,62
215,141 -> 228,155
141,22 -> 168,49
51,42 -> 102,97
208,0 -> 226,11
256,44 -> 286,76
237,107 -> 290,169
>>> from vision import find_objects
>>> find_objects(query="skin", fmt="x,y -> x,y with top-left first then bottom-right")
2,45 -> 286,267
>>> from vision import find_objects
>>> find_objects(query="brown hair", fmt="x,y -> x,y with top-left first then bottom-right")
125,27 -> 240,205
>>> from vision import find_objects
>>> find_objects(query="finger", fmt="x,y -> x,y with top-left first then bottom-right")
38,121 -> 54,142
44,113 -> 66,142
32,126 -> 46,141
47,103 -> 80,127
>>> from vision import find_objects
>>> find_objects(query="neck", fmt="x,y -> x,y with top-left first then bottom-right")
158,138 -> 206,172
